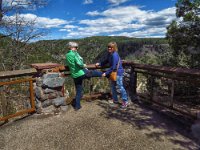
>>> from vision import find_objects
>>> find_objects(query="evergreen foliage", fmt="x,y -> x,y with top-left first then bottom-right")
166,0 -> 200,68
0,36 -> 169,71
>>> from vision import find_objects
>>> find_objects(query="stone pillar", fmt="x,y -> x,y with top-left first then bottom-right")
34,72 -> 68,114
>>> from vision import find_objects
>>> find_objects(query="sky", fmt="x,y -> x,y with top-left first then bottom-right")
3,0 -> 177,40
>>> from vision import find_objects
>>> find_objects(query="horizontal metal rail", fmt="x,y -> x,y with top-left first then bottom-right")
0,61 -> 200,121
125,64 -> 200,120
122,61 -> 200,78
52,62 -> 200,120
0,78 -> 35,121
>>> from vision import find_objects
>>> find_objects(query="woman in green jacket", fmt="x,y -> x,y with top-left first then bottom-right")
66,42 -> 102,110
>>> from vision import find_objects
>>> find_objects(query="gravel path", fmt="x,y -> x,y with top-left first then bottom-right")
0,100 -> 200,150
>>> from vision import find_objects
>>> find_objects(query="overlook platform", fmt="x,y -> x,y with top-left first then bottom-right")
0,100 -> 199,150
1,61 -> 200,149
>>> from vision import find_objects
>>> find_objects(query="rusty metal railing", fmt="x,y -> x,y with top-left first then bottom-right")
0,69 -> 37,122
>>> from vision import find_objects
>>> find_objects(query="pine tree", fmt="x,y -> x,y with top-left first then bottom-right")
166,0 -> 200,68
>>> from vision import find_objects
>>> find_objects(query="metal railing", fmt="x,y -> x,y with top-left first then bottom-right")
123,61 -> 200,120
0,62 -> 200,122
0,69 -> 37,122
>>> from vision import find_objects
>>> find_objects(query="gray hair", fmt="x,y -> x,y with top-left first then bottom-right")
68,41 -> 78,49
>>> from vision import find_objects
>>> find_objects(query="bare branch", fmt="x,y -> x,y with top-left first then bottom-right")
0,0 -> 2,21
0,0 -> 49,70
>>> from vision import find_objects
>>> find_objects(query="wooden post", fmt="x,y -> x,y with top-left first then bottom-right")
29,80 -> 35,110
149,75 -> 155,101
0,86 -> 8,119
89,79 -> 93,101
132,67 -> 137,95
170,80 -> 175,108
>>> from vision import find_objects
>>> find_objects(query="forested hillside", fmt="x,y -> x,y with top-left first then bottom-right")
0,36 -> 169,70
0,36 -> 169,71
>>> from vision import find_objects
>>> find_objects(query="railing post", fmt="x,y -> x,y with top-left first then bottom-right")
130,65 -> 138,101
132,67 -> 137,95
0,86 -> 8,121
89,79 -> 93,100
149,75 -> 155,102
133,73 -> 137,96
29,79 -> 35,111
170,80 -> 175,108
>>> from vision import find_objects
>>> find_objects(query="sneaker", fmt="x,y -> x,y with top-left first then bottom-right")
74,106 -> 82,111
71,98 -> 76,108
108,100 -> 120,109
120,101 -> 129,109
108,99 -> 119,104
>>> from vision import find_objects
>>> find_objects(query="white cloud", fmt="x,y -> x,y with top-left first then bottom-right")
108,0 -> 129,6
69,6 -> 176,38
80,18 -> 126,26
5,13 -> 69,28
59,29 -> 68,32
2,0 -> 44,9
59,29 -> 72,32
63,25 -> 78,29
86,11 -> 100,16
85,6 -> 148,25
3,0 -> 29,7
83,0 -> 93,4
142,7 -> 176,25
67,31 -> 99,38
113,27 -> 167,38
89,6 -> 146,18
59,25 -> 78,32
26,14 -> 68,28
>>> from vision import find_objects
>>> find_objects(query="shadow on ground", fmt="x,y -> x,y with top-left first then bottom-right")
97,99 -> 200,150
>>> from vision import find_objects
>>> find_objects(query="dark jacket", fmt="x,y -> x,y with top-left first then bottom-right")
100,51 -> 124,76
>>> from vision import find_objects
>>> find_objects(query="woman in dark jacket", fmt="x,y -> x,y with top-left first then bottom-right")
96,42 -> 129,108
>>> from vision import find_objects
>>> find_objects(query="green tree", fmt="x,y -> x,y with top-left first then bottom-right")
166,0 -> 200,68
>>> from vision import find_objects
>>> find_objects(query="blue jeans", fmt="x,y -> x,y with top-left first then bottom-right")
84,69 -> 102,78
111,75 -> 128,102
73,69 -> 102,109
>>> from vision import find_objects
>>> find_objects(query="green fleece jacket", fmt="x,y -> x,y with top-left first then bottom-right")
65,50 -> 85,78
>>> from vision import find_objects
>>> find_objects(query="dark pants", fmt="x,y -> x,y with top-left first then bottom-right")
73,69 -> 102,109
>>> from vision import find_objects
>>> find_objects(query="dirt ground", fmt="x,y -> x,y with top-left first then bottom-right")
0,100 -> 200,150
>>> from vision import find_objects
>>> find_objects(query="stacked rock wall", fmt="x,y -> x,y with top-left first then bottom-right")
34,73 -> 68,114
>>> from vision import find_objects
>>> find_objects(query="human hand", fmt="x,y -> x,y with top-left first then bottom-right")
102,73 -> 106,77
95,63 -> 100,67
59,72 -> 65,77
